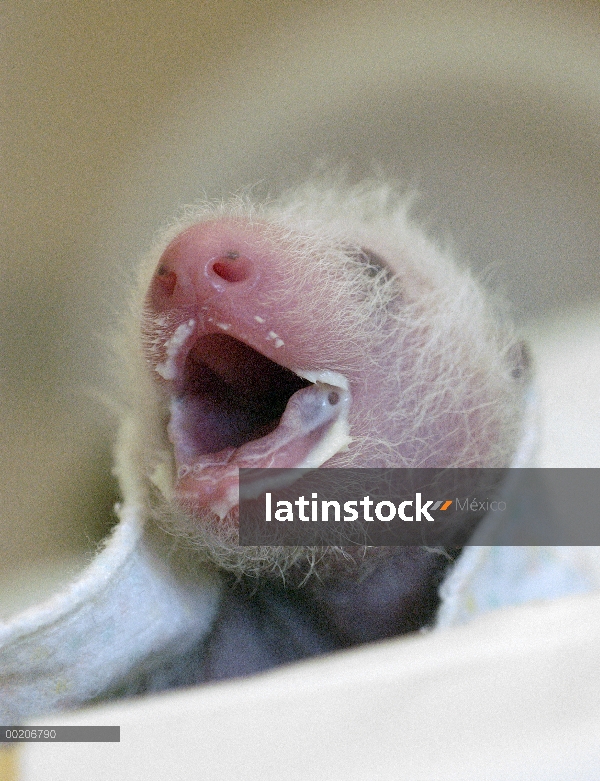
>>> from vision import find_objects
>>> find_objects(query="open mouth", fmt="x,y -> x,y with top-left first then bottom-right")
153,330 -> 352,520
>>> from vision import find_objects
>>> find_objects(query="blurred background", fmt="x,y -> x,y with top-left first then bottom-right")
2,0 -> 599,614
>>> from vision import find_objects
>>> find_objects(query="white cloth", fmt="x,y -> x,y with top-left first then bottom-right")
0,503 -> 221,722
436,388 -> 600,627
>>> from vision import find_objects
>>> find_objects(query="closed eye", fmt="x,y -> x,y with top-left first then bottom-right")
349,247 -> 392,280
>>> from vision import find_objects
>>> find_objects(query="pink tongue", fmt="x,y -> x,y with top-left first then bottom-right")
174,382 -> 347,518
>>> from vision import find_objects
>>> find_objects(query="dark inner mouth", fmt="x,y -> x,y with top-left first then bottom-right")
172,333 -> 311,459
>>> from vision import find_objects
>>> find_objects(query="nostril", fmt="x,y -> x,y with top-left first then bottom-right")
211,253 -> 252,284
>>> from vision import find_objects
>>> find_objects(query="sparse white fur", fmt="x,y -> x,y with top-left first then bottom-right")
113,180 -> 527,579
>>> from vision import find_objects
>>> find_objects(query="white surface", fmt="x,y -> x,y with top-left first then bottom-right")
20,588 -> 600,780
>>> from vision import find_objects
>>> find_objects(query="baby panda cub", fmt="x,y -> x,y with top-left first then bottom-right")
114,181 -> 528,687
